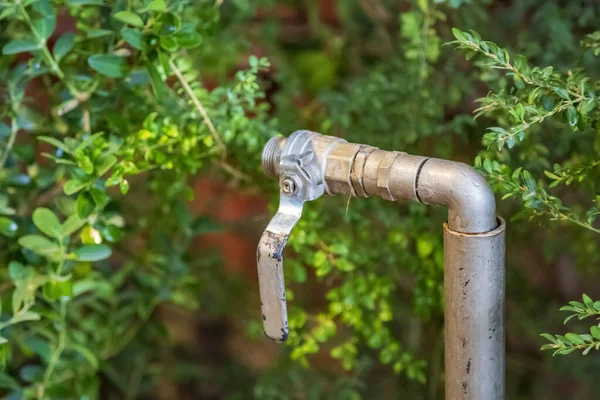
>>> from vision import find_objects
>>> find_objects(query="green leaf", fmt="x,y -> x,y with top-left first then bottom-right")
73,244 -> 111,261
416,237 -> 435,258
88,54 -> 127,78
95,154 -> 116,176
160,36 -> 178,52
143,0 -> 167,12
513,54 -> 527,71
513,74 -> 525,89
569,301 -> 585,309
451,28 -> 468,42
113,11 -> 144,28
32,207 -> 62,238
0,217 -> 18,237
18,234 -> 59,256
87,28 -> 114,38
336,258 -> 355,272
146,61 -> 166,99
565,333 -> 585,345
53,32 -> 75,61
540,333 -> 557,344
120,179 -> 129,195
8,261 -> 30,282
563,314 -> 578,325
79,156 -> 94,174
32,1 -> 57,39
313,250 -> 328,268
0,372 -> 20,390
176,32 -> 202,49
583,294 -> 594,309
38,136 -> 71,154
566,106 -> 579,127
483,158 -> 492,173
43,275 -> 72,301
121,27 -> 143,50
522,170 -> 536,192
544,170 -> 560,180
88,190 -> 107,211
580,99 -> 597,114
76,191 -> 95,219
64,179 -> 88,195
159,12 -> 180,36
2,40 -> 40,55
0,6 -> 16,21
552,87 -> 570,100
590,326 -> 600,340
19,365 -> 43,383
81,225 -> 101,244
67,0 -> 107,5
506,136 -> 515,149
61,214 -> 86,236
11,311 -> 41,324
68,343 -> 99,369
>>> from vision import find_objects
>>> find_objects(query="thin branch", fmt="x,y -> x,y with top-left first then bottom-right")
38,300 -> 68,399
168,59 -> 250,181
0,117 -> 18,170
168,59 -> 226,154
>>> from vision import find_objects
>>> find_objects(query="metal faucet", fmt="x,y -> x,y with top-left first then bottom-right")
258,130 -> 506,400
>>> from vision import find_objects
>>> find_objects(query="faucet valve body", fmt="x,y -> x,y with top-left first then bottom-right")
258,131 -> 506,399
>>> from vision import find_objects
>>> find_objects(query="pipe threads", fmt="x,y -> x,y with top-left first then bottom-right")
262,136 -> 284,179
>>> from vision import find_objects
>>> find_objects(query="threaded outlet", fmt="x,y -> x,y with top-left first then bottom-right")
262,137 -> 284,179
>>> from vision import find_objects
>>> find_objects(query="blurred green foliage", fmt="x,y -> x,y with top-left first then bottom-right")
0,0 -> 598,399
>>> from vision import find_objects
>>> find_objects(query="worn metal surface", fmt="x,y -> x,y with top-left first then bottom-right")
417,158 -> 497,233
262,133 -> 497,232
260,131 -> 505,400
444,218 -> 505,400
257,132 -> 325,342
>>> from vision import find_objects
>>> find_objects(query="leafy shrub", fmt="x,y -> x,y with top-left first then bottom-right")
0,0 -> 599,399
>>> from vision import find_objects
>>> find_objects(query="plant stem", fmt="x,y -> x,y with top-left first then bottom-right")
0,117 -> 18,170
168,59 -> 226,155
168,59 -> 249,181
38,300 -> 68,399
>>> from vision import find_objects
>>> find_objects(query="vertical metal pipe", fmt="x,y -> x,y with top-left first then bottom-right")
444,218 -> 505,400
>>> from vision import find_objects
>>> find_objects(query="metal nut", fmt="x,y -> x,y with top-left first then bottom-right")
281,177 -> 297,195
376,151 -> 403,201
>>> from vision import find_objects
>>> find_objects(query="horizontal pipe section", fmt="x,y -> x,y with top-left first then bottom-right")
444,218 -> 506,400
263,133 -> 497,234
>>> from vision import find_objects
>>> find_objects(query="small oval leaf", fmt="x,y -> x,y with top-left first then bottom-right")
88,54 -> 127,78
73,244 -> 111,261
53,32 -> 75,61
113,11 -> 144,28
32,208 -> 62,238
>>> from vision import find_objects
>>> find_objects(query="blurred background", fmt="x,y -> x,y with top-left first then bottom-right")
2,0 -> 600,399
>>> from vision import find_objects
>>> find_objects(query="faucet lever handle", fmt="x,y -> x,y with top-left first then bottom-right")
257,145 -> 324,342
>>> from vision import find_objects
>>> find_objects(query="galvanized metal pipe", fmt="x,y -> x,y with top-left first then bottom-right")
259,131 -> 505,400
444,218 -> 505,400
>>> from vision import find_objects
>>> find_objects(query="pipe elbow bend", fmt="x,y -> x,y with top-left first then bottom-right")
416,158 -> 497,234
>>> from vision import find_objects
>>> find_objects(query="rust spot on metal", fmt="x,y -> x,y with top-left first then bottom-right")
466,359 -> 471,375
